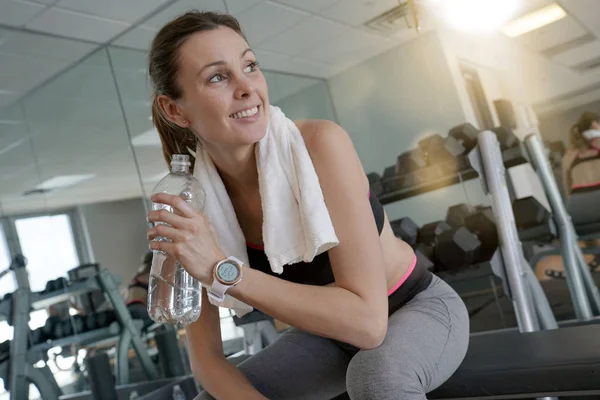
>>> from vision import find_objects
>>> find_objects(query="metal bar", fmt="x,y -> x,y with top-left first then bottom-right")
117,327 -> 132,385
475,131 -> 538,332
97,269 -> 158,380
524,134 -> 595,320
523,257 -> 558,330
25,364 -> 61,400
489,276 -> 507,328
9,268 -> 31,400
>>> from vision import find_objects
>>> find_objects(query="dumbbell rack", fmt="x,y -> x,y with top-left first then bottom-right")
0,264 -> 159,400
468,131 -> 558,333
524,134 -> 600,320
378,145 -> 528,205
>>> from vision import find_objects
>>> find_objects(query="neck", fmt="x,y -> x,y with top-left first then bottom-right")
209,144 -> 259,197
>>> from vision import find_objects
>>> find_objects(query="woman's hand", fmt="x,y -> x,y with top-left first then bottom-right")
147,192 -> 225,285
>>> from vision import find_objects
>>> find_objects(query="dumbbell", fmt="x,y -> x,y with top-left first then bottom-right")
435,227 -> 481,270
396,149 -> 427,175
446,203 -> 474,228
390,217 -> 419,247
418,134 -> 466,164
55,315 -> 87,339
491,126 -> 519,150
465,206 -> 498,263
449,123 -> 479,151
42,316 -> 60,341
86,310 -> 117,332
382,165 -> 401,193
29,328 -> 46,346
367,172 -> 383,197
44,277 -> 69,293
512,196 -> 551,229
0,340 -> 10,355
417,220 -> 452,257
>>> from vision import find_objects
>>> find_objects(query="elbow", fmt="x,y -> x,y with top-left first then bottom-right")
355,313 -> 387,350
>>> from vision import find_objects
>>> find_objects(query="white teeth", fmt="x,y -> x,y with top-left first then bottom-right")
231,106 -> 259,119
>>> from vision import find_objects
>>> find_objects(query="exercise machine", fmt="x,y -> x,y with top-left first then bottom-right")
0,258 -> 159,399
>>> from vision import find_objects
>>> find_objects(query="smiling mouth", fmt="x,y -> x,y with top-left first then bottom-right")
229,105 -> 260,119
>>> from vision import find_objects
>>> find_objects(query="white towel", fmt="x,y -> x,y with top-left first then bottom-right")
193,105 -> 339,316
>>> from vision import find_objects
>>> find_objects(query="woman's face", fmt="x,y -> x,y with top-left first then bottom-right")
166,27 -> 269,149
591,120 -> 600,130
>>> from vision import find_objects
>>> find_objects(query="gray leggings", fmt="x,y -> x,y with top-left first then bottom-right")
196,275 -> 469,399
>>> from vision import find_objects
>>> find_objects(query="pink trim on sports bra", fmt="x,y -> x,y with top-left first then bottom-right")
387,254 -> 417,296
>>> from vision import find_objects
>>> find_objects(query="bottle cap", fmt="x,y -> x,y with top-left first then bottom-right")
171,154 -> 191,167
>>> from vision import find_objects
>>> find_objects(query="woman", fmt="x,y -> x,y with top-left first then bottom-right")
145,10 -> 468,400
570,111 -> 600,150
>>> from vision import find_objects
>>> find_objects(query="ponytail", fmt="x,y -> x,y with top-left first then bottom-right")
570,124 -> 588,150
569,111 -> 600,150
151,96 -> 197,170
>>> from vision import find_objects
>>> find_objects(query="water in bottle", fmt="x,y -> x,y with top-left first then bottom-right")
147,154 -> 205,326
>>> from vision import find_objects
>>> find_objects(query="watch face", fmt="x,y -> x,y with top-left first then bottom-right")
217,261 -> 240,283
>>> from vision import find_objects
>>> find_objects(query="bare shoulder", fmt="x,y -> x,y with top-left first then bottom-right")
294,119 -> 349,153
294,119 -> 369,189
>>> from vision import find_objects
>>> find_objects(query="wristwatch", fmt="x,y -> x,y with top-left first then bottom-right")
208,256 -> 244,302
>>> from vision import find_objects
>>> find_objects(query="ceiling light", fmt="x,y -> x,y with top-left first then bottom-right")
501,3 -> 567,37
436,0 -> 519,34
131,128 -> 162,147
36,175 -> 95,190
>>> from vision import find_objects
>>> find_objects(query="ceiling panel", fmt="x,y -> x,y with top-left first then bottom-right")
259,16 -> 347,56
0,53 -> 69,94
0,0 -> 46,27
225,0 -> 262,14
234,1 -> 309,45
55,0 -> 168,24
516,16 -> 587,52
552,40 -> 600,67
141,0 -> 226,30
305,26 -> 389,64
25,7 -> 130,43
111,25 -> 157,51
319,0 -> 398,27
272,0 -> 338,13
253,48 -> 293,72
561,0 -> 600,41
0,29 -> 96,62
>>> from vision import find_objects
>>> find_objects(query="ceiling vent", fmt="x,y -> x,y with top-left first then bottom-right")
364,1 -> 411,36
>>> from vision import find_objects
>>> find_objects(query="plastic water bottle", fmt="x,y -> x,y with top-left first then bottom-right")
147,154 -> 205,326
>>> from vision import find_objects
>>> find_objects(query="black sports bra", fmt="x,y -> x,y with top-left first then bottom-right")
246,190 -> 385,286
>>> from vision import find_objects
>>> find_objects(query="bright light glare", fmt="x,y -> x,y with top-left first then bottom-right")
436,0 -> 519,34
501,3 -> 567,37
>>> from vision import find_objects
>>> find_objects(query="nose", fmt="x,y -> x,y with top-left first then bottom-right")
233,74 -> 255,99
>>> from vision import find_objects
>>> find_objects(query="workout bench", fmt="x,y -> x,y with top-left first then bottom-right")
430,324 -> 600,399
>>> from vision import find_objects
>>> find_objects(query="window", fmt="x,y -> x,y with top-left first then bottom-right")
14,214 -> 80,292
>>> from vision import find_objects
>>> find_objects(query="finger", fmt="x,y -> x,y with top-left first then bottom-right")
151,192 -> 197,218
149,239 -> 179,256
147,209 -> 190,229
148,225 -> 189,242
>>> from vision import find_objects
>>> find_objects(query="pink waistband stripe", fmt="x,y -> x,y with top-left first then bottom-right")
387,254 -> 417,296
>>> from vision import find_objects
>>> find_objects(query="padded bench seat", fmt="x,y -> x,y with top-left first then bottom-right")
429,324 -> 600,399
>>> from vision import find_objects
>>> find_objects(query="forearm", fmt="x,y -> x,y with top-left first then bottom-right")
186,290 -> 266,399
229,268 -> 386,349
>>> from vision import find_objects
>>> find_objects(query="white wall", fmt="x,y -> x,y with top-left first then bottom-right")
327,31 -> 465,176
78,197 -> 148,287
275,81 -> 337,122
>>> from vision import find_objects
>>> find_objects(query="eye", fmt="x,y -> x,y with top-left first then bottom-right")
244,61 -> 259,73
208,73 -> 226,83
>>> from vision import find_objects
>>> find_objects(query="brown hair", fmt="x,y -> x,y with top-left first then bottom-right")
570,111 -> 599,150
148,10 -> 248,167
